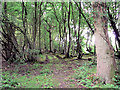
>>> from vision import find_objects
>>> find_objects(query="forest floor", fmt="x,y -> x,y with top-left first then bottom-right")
1,53 -> 120,88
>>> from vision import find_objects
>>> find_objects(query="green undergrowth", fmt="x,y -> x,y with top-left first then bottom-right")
40,63 -> 53,74
36,54 -> 56,62
32,63 -> 43,70
2,54 -> 119,89
72,61 -> 119,88
48,56 -> 53,60
39,54 -> 46,60
36,54 -> 46,62
1,72 -> 20,88
1,71 -> 56,88
14,74 -> 55,88
1,61 -> 57,88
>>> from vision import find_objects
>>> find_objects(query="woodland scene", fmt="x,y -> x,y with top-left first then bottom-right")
0,0 -> 120,89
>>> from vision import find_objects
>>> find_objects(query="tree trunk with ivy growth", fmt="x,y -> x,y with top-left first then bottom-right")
93,2 -> 116,84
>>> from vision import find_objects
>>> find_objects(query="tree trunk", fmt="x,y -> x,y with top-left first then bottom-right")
44,19 -> 52,52
64,12 -> 67,55
49,30 -> 52,52
39,2 -> 43,54
93,2 -> 116,84
77,2 -> 82,59
51,3 -> 61,53
33,2 -> 37,49
62,3 -> 67,54
0,0 -> 2,70
59,23 -> 61,53
22,2 -> 27,55
66,2 -> 71,58
71,3 -> 77,56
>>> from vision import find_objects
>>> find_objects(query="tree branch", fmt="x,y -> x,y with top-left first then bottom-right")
74,1 -> 94,34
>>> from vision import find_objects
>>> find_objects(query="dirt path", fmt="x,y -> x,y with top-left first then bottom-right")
50,58 -> 85,88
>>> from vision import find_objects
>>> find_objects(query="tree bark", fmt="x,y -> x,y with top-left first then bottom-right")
66,2 -> 71,58
44,19 -> 52,52
33,2 -> 37,49
71,3 -> 77,56
93,2 -> 116,84
49,30 -> 52,52
22,2 -> 27,54
62,3 -> 67,54
77,2 -> 82,59
39,2 -> 43,54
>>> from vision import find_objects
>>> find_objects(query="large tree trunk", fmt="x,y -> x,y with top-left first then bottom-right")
93,2 -> 116,84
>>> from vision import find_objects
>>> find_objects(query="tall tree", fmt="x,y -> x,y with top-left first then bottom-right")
33,2 -> 37,49
38,2 -> 43,54
77,2 -> 82,59
66,2 -> 71,58
62,3 -> 67,55
44,19 -> 53,52
2,2 -> 20,62
22,2 -> 27,57
93,2 -> 116,84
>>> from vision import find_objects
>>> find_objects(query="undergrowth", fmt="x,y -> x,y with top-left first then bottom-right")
1,72 -> 20,89
72,61 -> 119,88
1,62 -> 55,89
